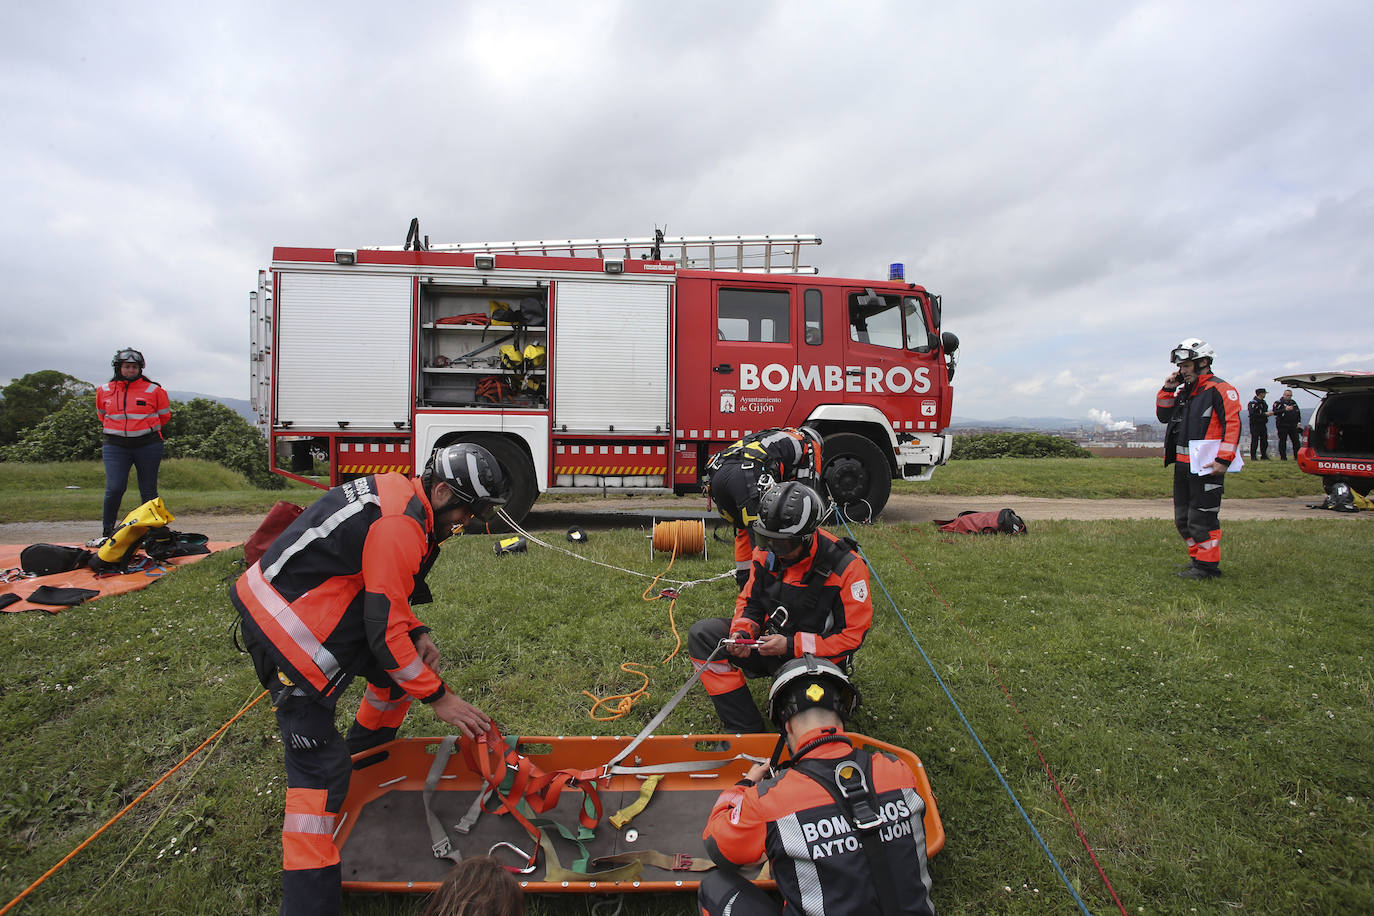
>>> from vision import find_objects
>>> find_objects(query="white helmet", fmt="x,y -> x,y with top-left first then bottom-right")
1170,338 -> 1215,365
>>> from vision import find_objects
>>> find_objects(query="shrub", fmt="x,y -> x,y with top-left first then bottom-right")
0,393 -> 283,489
0,395 -> 103,462
951,431 -> 1092,460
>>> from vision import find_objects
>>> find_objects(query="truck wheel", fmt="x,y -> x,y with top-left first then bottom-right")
456,434 -> 537,533
821,432 -> 892,522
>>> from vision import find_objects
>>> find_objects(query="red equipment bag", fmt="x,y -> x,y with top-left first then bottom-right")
936,508 -> 1028,535
243,501 -> 304,567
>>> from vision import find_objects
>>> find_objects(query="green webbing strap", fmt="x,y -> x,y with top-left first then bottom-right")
523,800 -> 643,883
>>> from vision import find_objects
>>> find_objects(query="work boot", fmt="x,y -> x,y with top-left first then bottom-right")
1177,565 -> 1221,580
709,686 -> 768,734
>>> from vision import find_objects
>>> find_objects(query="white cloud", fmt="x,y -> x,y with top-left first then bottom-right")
1,0 -> 1371,423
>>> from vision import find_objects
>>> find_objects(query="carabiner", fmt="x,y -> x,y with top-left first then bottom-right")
488,841 -> 537,874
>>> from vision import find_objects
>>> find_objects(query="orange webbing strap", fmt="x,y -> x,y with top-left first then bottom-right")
460,723 -> 605,870
0,690 -> 269,916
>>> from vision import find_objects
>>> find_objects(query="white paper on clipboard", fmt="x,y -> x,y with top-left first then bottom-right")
1189,440 -> 1244,474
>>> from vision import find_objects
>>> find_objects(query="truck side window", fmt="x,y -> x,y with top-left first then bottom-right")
718,288 -> 790,343
847,292 -> 932,351
804,289 -> 823,346
848,292 -> 903,348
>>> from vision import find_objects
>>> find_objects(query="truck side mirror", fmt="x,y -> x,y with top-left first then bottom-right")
942,331 -> 960,382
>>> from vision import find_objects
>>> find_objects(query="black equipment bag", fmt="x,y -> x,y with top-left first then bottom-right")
143,528 -> 211,560
20,544 -> 93,577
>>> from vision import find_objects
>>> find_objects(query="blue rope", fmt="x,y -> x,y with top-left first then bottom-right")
837,512 -> 1094,915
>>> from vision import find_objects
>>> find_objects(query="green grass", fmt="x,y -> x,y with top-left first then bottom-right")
0,460 -> 323,523
0,456 -> 1322,526
1,509 -> 1370,914
904,455 -> 1320,499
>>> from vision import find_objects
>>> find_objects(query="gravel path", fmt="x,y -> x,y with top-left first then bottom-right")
0,494 -> 1342,547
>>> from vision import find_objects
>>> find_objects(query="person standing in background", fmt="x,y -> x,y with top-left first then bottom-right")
91,348 -> 170,547
1246,388 -> 1270,460
1273,388 -> 1303,460
1156,338 -> 1241,580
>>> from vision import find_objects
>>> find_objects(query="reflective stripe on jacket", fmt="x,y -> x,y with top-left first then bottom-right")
1157,372 -> 1242,466
703,728 -> 936,915
731,529 -> 871,661
96,378 -> 170,438
230,473 -> 444,702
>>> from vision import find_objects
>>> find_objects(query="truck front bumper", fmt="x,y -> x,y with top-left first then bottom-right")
897,433 -> 954,481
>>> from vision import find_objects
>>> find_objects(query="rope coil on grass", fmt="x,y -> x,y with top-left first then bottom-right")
649,519 -> 706,557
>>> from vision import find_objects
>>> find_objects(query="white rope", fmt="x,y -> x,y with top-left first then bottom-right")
494,510 -> 734,590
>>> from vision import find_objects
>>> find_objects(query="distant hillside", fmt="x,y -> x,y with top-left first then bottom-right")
952,416 -> 1094,430
169,391 -> 257,425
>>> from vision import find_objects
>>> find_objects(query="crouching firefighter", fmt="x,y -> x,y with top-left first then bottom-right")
699,656 -> 937,916
704,426 -> 823,590
228,443 -> 507,916
688,481 -> 872,733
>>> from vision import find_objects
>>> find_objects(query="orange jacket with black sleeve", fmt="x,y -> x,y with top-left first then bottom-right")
702,728 -> 937,915
1156,371 -> 1243,468
729,529 -> 872,662
230,473 -> 446,703
96,378 -> 171,441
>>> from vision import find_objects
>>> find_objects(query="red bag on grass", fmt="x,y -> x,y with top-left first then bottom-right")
243,501 -> 304,567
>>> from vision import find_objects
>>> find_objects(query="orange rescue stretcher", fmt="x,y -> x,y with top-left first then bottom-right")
336,729 -> 944,896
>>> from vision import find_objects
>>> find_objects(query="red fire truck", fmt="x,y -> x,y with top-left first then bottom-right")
249,225 -> 960,523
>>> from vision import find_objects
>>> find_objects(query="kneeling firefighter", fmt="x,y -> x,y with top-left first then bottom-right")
699,656 -> 938,915
229,443 -> 506,916
688,481 -> 873,734
704,426 -> 824,590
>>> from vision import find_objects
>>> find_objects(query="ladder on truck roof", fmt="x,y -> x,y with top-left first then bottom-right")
375,223 -> 823,274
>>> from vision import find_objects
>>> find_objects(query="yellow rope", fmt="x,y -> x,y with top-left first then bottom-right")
585,522 -> 707,721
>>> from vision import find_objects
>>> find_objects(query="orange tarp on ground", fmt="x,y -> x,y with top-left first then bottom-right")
0,542 -> 237,614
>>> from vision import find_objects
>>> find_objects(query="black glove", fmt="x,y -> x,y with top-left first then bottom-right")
735,569 -> 750,591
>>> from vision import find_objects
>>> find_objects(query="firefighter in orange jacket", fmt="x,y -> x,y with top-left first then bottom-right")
704,427 -> 823,590
1157,338 -> 1242,579
93,348 -> 171,544
230,443 -> 506,916
699,657 -> 937,915
688,481 -> 872,734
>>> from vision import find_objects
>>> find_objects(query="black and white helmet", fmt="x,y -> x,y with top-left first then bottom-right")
766,655 -> 861,728
1170,338 -> 1215,365
752,480 -> 825,544
112,348 -> 145,371
424,443 -> 508,521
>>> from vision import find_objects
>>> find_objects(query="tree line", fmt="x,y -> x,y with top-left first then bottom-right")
0,370 -> 284,489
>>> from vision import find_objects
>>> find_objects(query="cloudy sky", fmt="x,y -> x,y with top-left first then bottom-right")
3,1 -> 1371,426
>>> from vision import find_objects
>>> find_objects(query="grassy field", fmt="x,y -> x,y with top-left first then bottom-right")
0,454 -> 1325,526
0,460 -> 324,524
1,454 -> 1369,915
905,453 -> 1322,499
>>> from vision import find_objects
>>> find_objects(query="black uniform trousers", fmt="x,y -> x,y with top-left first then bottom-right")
699,870 -> 782,915
1277,426 -> 1300,459
1249,422 -> 1268,459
